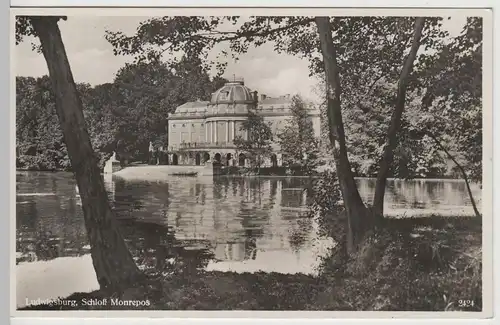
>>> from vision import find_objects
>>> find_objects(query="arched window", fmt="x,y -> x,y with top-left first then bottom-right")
270,154 -> 278,167
203,152 -> 210,163
214,153 -> 222,163
238,153 -> 246,167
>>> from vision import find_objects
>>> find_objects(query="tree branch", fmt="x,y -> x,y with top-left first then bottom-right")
426,132 -> 481,217
372,17 -> 426,215
197,17 -> 315,43
355,72 -> 387,113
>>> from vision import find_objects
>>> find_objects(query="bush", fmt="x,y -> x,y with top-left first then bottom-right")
316,216 -> 482,311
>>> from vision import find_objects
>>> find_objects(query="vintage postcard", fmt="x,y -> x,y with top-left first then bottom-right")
11,7 -> 493,319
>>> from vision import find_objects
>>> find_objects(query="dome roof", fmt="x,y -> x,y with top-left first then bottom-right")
210,81 -> 255,104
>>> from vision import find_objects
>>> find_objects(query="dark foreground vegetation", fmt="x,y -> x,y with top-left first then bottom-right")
22,215 -> 481,311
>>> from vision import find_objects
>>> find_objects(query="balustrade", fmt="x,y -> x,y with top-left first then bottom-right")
175,141 -> 237,150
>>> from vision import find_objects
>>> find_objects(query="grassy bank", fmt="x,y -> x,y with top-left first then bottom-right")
21,215 -> 481,311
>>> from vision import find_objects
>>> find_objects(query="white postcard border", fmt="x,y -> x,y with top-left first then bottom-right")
6,3 -> 497,323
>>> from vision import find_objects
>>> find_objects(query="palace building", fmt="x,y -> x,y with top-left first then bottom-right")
166,78 -> 321,167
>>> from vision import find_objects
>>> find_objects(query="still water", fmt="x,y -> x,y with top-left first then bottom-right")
15,172 -> 481,305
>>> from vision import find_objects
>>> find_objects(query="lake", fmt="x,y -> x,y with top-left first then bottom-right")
15,171 -> 481,307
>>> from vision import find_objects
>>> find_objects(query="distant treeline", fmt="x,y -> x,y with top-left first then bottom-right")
16,60 -> 481,181
16,59 -> 227,172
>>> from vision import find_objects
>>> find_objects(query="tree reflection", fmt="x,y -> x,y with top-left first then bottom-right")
16,174 -> 90,264
119,219 -> 214,275
244,229 -> 257,260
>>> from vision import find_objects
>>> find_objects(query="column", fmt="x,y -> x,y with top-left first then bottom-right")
214,121 -> 218,144
210,122 -> 213,143
225,121 -> 229,143
232,121 -> 236,141
189,122 -> 192,143
205,122 -> 208,143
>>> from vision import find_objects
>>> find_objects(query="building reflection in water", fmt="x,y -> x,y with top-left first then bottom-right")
214,229 -> 257,262
16,172 -> 481,275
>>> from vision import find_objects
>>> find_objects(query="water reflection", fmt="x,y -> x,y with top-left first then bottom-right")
16,172 -> 481,275
356,178 -> 481,216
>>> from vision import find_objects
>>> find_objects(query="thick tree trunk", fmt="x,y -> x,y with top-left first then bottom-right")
30,17 -> 142,291
373,18 -> 426,216
315,17 -> 374,254
427,133 -> 481,217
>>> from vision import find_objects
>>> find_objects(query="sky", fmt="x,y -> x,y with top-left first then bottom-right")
15,16 -> 467,102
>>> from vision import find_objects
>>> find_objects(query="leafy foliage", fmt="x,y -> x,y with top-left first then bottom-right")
15,16 -> 66,51
104,16 -> 315,73
16,59 -> 226,169
105,16 -> 482,181
277,95 -> 322,175
412,17 -> 483,182
233,110 -> 273,171
306,170 -> 344,243
105,58 -> 226,162
16,76 -> 71,170
309,17 -> 482,182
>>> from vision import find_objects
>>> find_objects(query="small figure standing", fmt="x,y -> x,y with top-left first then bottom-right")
148,141 -> 154,165
158,146 -> 164,165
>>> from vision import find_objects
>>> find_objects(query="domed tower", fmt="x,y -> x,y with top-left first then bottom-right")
168,77 -> 261,168
210,79 -> 256,105
205,79 -> 256,149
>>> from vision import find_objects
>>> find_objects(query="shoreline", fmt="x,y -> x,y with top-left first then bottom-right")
16,168 -> 475,183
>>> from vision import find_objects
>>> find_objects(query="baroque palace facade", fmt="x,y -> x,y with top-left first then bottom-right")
167,78 -> 321,167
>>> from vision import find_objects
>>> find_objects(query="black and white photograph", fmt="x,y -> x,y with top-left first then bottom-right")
12,8 -> 492,316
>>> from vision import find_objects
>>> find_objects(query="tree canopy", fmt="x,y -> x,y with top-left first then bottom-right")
277,95 -> 321,175
16,59 -> 227,169
105,16 -> 481,180
233,111 -> 273,171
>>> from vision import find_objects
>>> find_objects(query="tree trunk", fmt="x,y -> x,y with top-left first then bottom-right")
30,17 -> 142,291
373,18 -> 426,216
427,132 -> 481,217
315,17 -> 374,254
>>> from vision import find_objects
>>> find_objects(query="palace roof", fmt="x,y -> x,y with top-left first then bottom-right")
210,80 -> 255,104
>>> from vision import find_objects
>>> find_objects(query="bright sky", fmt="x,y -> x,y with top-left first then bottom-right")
15,16 -> 467,102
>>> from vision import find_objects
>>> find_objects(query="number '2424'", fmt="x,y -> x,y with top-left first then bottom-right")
458,300 -> 475,307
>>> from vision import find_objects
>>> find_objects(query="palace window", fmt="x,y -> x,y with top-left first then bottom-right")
219,91 -> 230,100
